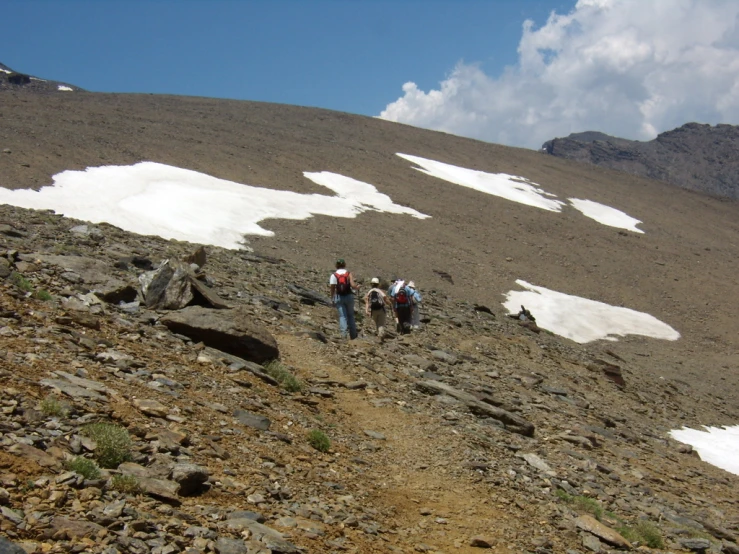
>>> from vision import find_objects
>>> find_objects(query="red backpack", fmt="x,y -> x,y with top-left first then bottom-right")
394,286 -> 410,306
335,272 -> 352,295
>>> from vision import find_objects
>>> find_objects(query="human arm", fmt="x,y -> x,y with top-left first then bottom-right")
329,273 -> 337,303
349,272 -> 360,292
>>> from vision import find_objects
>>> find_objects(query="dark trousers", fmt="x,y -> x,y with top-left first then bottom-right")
396,305 -> 412,334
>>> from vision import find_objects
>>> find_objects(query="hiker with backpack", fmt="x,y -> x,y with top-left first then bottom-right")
389,279 -> 414,334
407,280 -> 422,330
329,258 -> 360,340
364,277 -> 392,340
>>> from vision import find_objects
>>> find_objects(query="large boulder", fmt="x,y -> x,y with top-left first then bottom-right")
139,258 -> 229,310
160,306 -> 278,363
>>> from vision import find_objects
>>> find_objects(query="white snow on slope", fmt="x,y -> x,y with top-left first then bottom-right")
569,198 -> 643,233
398,153 -> 566,212
0,161 -> 428,250
670,426 -> 739,476
398,153 -> 644,233
503,279 -> 679,343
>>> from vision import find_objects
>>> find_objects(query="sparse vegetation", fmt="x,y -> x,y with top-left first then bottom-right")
9,272 -> 33,292
34,289 -> 53,301
555,490 -> 604,520
617,520 -> 664,549
307,429 -> 331,453
40,395 -> 68,417
66,456 -> 101,480
82,422 -> 133,469
110,474 -> 141,494
264,360 -> 303,392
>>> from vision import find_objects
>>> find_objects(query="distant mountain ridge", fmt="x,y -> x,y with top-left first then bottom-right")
0,61 -> 84,93
541,123 -> 739,200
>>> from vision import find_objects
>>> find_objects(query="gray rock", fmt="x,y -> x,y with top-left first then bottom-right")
680,538 -> 711,552
575,515 -> 631,549
160,306 -> 278,363
0,537 -> 27,554
140,258 -> 194,309
416,380 -> 534,437
234,409 -> 271,431
172,463 -> 210,496
228,510 -> 266,523
219,519 -> 299,553
520,452 -> 553,473
214,537 -> 248,554
430,349 -> 458,364
581,532 -> 602,552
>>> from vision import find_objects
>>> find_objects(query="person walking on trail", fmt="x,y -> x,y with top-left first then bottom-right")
365,277 -> 392,340
389,279 -> 414,334
407,280 -> 422,330
329,258 -> 360,340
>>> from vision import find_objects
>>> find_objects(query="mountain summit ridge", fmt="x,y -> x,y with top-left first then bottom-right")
541,122 -> 739,199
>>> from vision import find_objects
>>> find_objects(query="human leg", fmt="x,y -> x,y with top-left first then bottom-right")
397,306 -> 412,334
372,309 -> 387,338
335,297 -> 349,338
339,294 -> 358,339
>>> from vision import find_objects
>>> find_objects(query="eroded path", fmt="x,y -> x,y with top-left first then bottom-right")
278,333 -> 519,553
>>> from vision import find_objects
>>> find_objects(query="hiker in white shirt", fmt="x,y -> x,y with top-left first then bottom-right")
364,277 -> 392,340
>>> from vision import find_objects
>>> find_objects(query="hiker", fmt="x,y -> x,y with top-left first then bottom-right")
509,305 -> 541,333
389,279 -> 414,334
329,258 -> 360,339
364,277 -> 392,339
407,280 -> 422,330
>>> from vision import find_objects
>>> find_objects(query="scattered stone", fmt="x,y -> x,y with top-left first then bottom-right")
470,536 -> 496,548
233,409 -> 271,431
575,515 -> 631,549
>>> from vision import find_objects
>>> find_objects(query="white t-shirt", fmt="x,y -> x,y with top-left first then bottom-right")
329,268 -> 348,285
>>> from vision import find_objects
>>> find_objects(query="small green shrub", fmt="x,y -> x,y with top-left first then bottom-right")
82,422 -> 133,469
66,457 -> 101,480
9,272 -> 33,292
617,520 -> 664,549
264,360 -> 303,392
307,429 -> 331,453
110,474 -> 141,494
573,496 -> 604,520
40,395 -> 68,417
555,490 -> 603,520
34,289 -> 53,301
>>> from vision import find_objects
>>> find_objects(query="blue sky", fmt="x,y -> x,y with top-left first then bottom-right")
4,0 -> 739,149
3,0 -> 572,113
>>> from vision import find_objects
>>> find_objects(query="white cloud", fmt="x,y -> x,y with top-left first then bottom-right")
380,0 -> 739,149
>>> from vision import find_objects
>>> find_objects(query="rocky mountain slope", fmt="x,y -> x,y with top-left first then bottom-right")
1,205 -> 738,554
1,66 -> 738,553
0,63 -> 83,94
541,124 -> 739,200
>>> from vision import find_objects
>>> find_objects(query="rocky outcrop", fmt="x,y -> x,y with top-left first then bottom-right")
541,122 -> 739,199
0,62 -> 83,93
159,305 -> 279,363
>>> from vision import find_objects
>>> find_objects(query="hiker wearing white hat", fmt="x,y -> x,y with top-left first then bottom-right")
407,281 -> 423,330
365,277 -> 392,340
